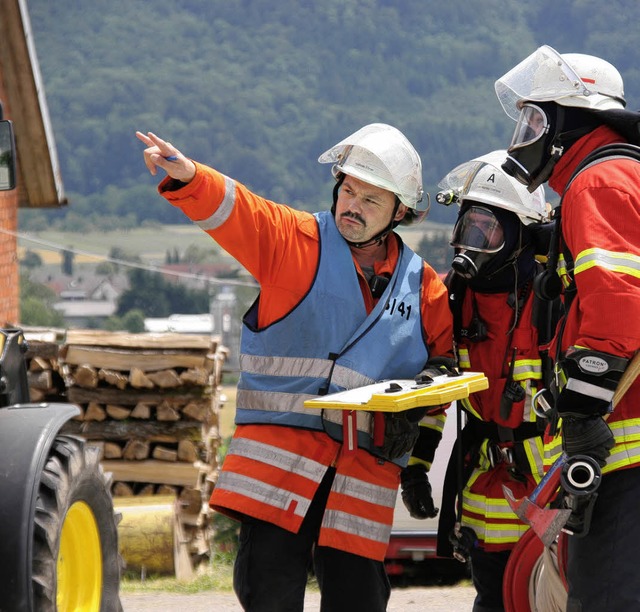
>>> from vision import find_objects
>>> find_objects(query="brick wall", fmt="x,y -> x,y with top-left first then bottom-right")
0,189 -> 19,325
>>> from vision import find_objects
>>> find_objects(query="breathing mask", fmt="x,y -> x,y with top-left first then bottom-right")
450,206 -> 505,279
502,102 -> 564,191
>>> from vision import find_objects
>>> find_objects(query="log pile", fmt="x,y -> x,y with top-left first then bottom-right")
23,328 -> 67,404
53,329 -> 227,577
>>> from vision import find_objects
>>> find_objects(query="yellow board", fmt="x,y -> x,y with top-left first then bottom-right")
303,371 -> 488,413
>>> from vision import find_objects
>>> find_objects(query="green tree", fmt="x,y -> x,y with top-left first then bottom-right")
121,309 -> 146,332
116,269 -> 209,317
20,250 -> 43,270
20,277 -> 65,327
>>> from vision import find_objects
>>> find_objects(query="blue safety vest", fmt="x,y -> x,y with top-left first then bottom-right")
235,211 -> 429,458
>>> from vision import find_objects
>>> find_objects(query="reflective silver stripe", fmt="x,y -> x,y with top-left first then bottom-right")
512,359 -> 542,380
331,364 -> 376,390
523,435 -> 545,478
215,471 -> 310,516
565,378 -> 615,402
332,473 -> 397,508
196,174 -> 236,231
228,437 -> 327,481
574,247 -> 640,279
521,380 -> 535,422
419,412 -> 446,432
322,509 -> 390,545
463,516 -> 528,543
239,354 -> 374,390
236,388 -> 322,415
604,442 -> 640,471
240,353 -> 333,379
463,495 -> 513,519
608,419 -> 640,440
458,348 -> 470,369
321,407 -> 373,435
544,437 -> 563,468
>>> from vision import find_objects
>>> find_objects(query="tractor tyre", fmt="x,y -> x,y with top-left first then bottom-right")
31,434 -> 122,612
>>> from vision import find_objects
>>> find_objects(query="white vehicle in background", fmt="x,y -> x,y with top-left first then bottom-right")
385,404 -> 470,584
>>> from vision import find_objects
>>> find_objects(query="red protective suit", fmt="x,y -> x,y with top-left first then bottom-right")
452,286 -> 546,552
549,125 -> 640,472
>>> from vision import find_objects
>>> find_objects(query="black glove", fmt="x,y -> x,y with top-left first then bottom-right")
561,415 -> 614,468
415,356 -> 459,383
400,464 -> 439,519
380,413 -> 420,460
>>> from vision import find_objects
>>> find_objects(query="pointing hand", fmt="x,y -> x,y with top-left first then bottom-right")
135,131 -> 196,183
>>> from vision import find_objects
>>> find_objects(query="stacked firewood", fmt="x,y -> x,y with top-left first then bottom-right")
54,329 -> 227,576
23,328 -> 67,403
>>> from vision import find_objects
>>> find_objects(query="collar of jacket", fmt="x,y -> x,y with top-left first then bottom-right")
548,125 -> 627,196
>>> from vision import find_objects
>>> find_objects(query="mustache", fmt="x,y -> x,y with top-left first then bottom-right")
340,211 -> 366,226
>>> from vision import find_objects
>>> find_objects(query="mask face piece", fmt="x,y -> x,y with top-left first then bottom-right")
509,104 -> 549,150
450,206 -> 505,279
503,103 -> 559,190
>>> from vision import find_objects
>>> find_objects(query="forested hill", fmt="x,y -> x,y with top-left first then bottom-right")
22,0 -> 640,231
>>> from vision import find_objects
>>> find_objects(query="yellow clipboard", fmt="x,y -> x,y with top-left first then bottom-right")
303,371 -> 488,413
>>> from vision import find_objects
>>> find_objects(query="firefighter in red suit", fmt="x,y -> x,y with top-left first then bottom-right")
495,45 -> 640,612
399,150 -> 558,612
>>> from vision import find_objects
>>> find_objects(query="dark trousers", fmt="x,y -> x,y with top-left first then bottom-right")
469,546 -> 510,612
566,466 -> 640,612
233,467 -> 391,612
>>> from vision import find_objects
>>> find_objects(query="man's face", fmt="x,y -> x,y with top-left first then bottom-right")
509,103 -> 549,151
334,175 -> 406,243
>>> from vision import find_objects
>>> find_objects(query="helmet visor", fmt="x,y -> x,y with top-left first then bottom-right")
451,206 -> 505,253
318,123 -> 425,210
495,45 -> 593,121
509,104 -> 549,151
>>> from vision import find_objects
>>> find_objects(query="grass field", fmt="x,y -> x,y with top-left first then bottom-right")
17,222 -> 449,267
17,224 -> 228,266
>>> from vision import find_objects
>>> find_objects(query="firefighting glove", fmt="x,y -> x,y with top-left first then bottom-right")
561,415 -> 614,469
415,356 -> 459,384
380,413 -> 420,460
400,464 -> 439,519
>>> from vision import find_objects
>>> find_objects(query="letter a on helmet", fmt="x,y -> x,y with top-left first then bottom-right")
437,150 -> 548,225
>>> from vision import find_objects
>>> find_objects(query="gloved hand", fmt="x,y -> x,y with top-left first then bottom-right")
400,464 -> 439,519
561,415 -> 614,468
415,356 -> 459,383
380,413 -> 420,460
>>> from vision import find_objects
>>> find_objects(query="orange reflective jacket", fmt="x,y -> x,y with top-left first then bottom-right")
160,164 -> 453,560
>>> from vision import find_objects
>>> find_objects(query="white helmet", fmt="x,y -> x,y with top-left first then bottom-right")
318,123 -> 425,210
437,150 -> 548,225
495,45 -> 625,121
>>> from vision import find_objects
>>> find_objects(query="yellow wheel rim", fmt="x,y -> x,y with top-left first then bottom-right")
57,500 -> 103,611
